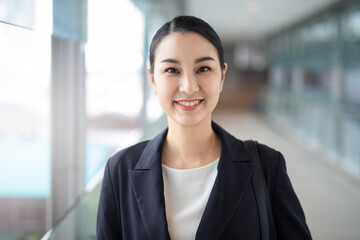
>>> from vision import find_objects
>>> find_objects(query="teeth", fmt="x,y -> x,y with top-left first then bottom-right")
178,100 -> 200,107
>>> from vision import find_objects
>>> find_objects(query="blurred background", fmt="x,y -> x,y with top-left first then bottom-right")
0,0 -> 359,239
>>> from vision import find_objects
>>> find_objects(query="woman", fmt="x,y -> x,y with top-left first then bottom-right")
97,16 -> 312,240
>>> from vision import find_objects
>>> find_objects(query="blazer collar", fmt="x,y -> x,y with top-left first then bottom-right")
134,127 -> 168,170
196,122 -> 255,239
129,127 -> 170,240
129,121 -> 254,240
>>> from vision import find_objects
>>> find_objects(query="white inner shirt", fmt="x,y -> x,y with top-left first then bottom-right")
162,159 -> 219,240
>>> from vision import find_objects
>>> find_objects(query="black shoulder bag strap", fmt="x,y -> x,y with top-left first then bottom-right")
244,140 -> 277,240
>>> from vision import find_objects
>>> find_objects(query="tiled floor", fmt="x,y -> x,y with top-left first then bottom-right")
213,110 -> 360,240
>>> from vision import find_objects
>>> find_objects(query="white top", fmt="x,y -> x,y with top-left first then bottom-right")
162,159 -> 219,240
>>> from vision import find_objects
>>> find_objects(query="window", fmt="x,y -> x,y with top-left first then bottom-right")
343,9 -> 360,103
0,23 -> 51,198
85,0 -> 145,185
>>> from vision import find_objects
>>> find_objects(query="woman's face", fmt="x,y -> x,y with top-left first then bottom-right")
149,32 -> 227,127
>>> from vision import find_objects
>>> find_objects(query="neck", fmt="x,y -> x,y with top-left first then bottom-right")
162,117 -> 221,169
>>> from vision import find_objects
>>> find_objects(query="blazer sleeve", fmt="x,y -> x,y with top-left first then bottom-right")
271,151 -> 312,240
257,144 -> 312,240
97,160 -> 122,240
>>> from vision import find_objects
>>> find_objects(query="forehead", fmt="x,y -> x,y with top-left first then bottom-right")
154,32 -> 219,62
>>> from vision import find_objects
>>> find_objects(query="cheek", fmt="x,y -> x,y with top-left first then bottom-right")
200,77 -> 222,94
155,79 -> 176,99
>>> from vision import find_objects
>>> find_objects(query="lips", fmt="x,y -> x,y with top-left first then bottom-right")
174,99 -> 204,111
177,100 -> 201,107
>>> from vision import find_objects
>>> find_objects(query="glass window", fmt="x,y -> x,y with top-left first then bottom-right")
343,9 -> 360,103
347,9 -> 360,40
343,9 -> 360,67
344,69 -> 360,104
0,0 -> 52,32
303,70 -> 331,93
302,18 -> 338,69
85,0 -> 145,185
0,23 -> 51,198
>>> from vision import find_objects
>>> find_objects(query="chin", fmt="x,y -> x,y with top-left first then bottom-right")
170,113 -> 211,127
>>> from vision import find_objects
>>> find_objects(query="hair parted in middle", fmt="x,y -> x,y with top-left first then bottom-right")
149,15 -> 226,74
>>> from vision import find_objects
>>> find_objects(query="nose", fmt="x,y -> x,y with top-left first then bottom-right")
179,72 -> 199,95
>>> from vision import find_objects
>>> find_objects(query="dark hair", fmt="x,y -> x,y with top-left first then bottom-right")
149,15 -> 225,73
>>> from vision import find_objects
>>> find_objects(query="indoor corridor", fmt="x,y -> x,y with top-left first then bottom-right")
2,0 -> 360,239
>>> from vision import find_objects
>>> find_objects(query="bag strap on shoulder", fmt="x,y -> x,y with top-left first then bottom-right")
244,140 -> 277,240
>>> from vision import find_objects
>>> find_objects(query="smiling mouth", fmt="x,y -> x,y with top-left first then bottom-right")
173,99 -> 204,110
175,100 -> 202,107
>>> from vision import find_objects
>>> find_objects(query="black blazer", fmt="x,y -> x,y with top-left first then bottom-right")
97,122 -> 312,239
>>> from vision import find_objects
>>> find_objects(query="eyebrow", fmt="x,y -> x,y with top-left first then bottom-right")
195,56 -> 215,63
160,56 -> 215,64
160,58 -> 180,64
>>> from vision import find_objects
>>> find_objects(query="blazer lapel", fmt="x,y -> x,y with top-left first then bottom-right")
196,122 -> 255,239
129,129 -> 171,240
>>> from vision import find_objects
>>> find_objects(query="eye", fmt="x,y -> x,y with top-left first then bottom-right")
197,66 -> 211,73
165,67 -> 179,74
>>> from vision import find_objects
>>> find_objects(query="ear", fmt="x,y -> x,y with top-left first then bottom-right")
220,63 -> 228,92
147,68 -> 154,84
147,68 -> 157,94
